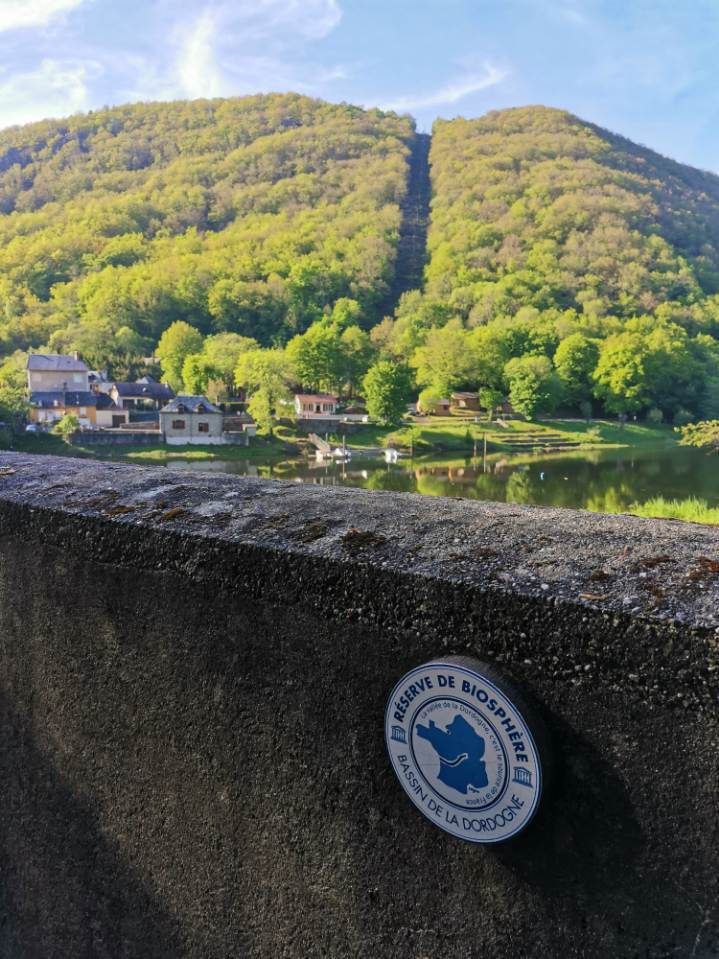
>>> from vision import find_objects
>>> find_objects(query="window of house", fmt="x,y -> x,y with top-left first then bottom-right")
73,374 -> 83,383
171,419 -> 186,430
198,421 -> 210,433
79,407 -> 86,414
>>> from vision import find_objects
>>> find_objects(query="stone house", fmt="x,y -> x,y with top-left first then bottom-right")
159,396 -> 224,445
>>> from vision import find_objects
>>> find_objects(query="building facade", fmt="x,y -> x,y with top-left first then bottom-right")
294,393 -> 338,417
111,377 -> 174,411
29,391 -> 97,428
159,396 -> 224,445
95,393 -> 129,429
27,354 -> 89,393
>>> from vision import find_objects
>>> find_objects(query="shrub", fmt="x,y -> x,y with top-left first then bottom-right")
673,408 -> 694,426
52,414 -> 80,443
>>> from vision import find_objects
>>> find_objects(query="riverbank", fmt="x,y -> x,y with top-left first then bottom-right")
629,496 -> 719,524
8,418 -> 675,465
11,428 -> 301,464
8,428 -> 718,526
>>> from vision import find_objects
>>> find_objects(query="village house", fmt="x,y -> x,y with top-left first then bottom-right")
88,369 -> 112,393
28,390 -> 98,428
294,393 -> 338,418
27,353 -> 89,393
417,395 -> 451,415
451,391 -> 482,411
110,376 -> 174,411
159,396 -> 225,445
95,393 -> 129,429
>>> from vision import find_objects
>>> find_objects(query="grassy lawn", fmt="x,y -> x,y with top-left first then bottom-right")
537,419 -> 676,447
327,416 -> 675,453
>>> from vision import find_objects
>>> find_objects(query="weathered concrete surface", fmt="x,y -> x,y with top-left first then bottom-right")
0,452 -> 717,958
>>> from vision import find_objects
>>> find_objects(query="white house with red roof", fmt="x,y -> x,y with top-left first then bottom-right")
294,393 -> 338,418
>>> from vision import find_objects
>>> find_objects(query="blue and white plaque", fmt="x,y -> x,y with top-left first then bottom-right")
385,658 -> 544,843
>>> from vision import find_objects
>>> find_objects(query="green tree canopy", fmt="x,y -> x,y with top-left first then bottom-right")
411,320 -> 479,395
554,333 -> 600,405
235,348 -> 294,434
362,361 -> 412,426
286,322 -> 343,393
157,321 -> 204,391
201,332 -> 259,393
182,353 -> 216,396
678,420 -> 719,452
479,386 -> 504,422
505,355 -> 561,420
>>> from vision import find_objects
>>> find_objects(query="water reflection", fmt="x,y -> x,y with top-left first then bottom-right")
162,445 -> 719,513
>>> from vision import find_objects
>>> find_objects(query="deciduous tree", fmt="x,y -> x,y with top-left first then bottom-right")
362,361 -> 412,426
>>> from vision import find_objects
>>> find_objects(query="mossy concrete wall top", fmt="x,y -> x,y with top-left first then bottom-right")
0,452 -> 717,958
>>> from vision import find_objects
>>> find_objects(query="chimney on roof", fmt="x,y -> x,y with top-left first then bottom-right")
72,350 -> 81,361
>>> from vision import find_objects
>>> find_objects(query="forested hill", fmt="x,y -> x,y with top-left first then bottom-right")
0,94 -> 414,364
4,98 -> 719,424
373,106 -> 719,423
425,105 -> 719,320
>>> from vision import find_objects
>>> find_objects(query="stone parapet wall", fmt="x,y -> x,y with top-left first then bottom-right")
0,452 -> 717,958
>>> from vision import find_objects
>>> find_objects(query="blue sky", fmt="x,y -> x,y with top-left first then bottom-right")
1,0 -> 719,171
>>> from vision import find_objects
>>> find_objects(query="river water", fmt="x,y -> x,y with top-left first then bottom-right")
162,444 -> 718,514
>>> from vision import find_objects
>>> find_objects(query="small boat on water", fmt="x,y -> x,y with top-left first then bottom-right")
333,447 -> 352,460
384,448 -> 409,463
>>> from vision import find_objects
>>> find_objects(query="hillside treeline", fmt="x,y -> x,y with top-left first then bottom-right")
0,93 -> 414,365
3,99 -> 719,427
375,106 -> 719,422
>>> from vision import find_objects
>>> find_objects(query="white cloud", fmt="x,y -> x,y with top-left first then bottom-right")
0,58 -> 96,128
0,0 -> 86,32
382,63 -> 508,112
177,8 -> 225,98
169,0 -> 343,101
215,0 -> 342,43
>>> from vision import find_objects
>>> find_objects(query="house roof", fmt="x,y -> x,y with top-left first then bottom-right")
161,395 -> 222,414
113,380 -> 174,401
295,393 -> 338,403
29,391 -> 96,408
27,353 -> 88,373
451,391 -> 479,400
95,393 -> 123,411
